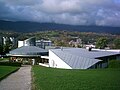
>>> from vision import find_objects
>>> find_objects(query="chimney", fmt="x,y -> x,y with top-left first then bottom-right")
61,47 -> 63,51
86,47 -> 92,51
88,47 -> 92,51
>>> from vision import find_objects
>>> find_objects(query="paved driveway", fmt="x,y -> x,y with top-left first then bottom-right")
0,65 -> 31,90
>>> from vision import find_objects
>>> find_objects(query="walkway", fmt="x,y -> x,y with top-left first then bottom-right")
0,65 -> 31,90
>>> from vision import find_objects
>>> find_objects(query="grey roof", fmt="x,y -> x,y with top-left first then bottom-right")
9,46 -> 48,55
52,48 -> 119,59
50,48 -> 119,69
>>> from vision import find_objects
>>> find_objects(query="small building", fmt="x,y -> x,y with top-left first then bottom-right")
36,40 -> 52,49
18,37 -> 52,49
49,48 -> 120,69
18,37 -> 36,47
8,46 -> 48,65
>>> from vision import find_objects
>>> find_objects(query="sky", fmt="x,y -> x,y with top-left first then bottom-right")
0,0 -> 120,26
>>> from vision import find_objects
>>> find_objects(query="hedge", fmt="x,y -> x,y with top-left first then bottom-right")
0,62 -> 22,67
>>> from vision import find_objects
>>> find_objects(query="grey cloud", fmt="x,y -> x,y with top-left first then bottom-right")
0,0 -> 120,26
0,0 -> 41,6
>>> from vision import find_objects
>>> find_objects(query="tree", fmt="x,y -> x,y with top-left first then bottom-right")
2,38 -> 12,54
3,44 -> 10,54
96,37 -> 108,49
113,38 -> 120,49
0,45 -> 3,55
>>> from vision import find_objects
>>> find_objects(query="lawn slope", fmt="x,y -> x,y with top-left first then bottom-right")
0,66 -> 19,81
32,66 -> 120,90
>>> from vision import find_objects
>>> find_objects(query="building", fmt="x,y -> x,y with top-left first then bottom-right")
8,46 -> 48,65
49,48 -> 120,69
18,37 -> 52,49
18,37 -> 36,47
36,40 -> 52,49
18,41 -> 24,48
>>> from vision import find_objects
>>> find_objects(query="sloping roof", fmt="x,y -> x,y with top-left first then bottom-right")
9,46 -> 48,55
53,48 -> 119,59
51,49 -> 101,69
50,48 -> 119,69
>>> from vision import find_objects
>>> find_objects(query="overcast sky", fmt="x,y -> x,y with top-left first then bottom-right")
0,0 -> 120,26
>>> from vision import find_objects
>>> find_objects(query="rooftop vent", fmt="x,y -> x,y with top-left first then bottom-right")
86,47 -> 92,51
61,47 -> 63,51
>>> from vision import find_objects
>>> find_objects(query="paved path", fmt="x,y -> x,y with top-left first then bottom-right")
0,65 -> 31,90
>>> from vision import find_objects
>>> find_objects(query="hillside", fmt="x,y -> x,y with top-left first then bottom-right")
0,20 -> 120,34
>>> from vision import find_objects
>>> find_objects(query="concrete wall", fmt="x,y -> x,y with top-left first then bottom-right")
49,50 -> 72,69
18,41 -> 24,47
36,40 -> 52,49
93,49 -> 120,53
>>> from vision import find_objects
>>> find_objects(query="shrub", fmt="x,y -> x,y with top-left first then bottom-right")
0,62 -> 22,67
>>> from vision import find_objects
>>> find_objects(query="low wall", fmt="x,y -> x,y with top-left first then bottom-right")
39,63 -> 49,67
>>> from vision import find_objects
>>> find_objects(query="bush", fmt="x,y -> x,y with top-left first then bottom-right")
109,60 -> 120,68
0,62 -> 22,67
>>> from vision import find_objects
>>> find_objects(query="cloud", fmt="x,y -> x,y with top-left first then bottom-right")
0,0 -> 120,26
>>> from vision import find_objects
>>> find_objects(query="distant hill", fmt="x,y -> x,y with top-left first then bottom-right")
0,20 -> 120,34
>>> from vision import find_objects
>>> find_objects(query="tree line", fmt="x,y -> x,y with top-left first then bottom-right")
0,30 -> 120,55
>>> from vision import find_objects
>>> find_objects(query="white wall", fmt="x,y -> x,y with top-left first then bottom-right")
18,41 -> 24,47
49,50 -> 72,69
93,49 -> 120,53
24,40 -> 29,46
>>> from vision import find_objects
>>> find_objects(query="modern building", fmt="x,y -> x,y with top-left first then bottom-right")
8,46 -> 48,65
36,40 -> 52,49
18,41 -> 24,48
18,37 -> 52,49
49,48 -> 120,69
18,37 -> 36,47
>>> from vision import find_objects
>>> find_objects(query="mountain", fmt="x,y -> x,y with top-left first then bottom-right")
0,20 -> 120,34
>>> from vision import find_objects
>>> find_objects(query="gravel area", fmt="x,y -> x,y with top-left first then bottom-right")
0,65 -> 31,90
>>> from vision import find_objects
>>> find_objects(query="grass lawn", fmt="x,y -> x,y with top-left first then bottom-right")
32,66 -> 120,90
0,58 -> 9,61
0,66 -> 19,80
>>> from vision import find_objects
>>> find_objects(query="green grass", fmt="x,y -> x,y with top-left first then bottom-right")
32,66 -> 120,90
0,66 -> 19,80
0,58 -> 9,61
